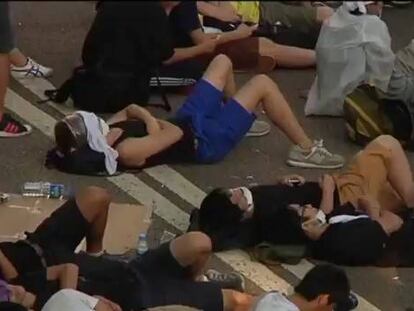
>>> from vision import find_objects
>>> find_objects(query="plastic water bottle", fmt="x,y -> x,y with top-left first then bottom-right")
22,182 -> 66,199
137,233 -> 149,256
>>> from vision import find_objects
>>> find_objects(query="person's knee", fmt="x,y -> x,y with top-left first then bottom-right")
212,54 -> 233,71
172,231 -> 212,256
77,186 -> 111,215
222,290 -> 253,311
316,6 -> 334,22
374,135 -> 401,151
251,74 -> 275,90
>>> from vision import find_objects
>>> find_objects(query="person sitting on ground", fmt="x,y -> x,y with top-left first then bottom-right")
252,264 -> 357,311
194,135 -> 414,266
0,2 -> 31,137
197,1 -> 333,48
51,54 -> 344,175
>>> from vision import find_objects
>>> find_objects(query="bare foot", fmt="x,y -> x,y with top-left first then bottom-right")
358,196 -> 381,219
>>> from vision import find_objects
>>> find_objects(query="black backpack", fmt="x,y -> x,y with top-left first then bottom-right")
45,146 -> 111,176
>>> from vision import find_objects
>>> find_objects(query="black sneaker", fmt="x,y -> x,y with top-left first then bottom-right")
204,269 -> 245,292
0,113 -> 32,137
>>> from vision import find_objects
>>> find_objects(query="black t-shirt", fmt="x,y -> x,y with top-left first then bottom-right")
204,183 -> 323,251
169,1 -> 202,47
110,118 -> 197,167
251,182 -> 323,245
82,1 -> 174,73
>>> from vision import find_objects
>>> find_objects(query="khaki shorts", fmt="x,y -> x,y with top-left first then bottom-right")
334,142 -> 402,210
259,2 -> 317,34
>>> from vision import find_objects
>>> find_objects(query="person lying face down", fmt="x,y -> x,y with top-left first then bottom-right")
50,54 -> 344,175
194,135 -> 414,266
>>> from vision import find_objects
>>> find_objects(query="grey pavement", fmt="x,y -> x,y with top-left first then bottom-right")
2,2 -> 414,310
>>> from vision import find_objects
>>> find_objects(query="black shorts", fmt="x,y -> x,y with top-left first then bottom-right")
131,243 -> 223,311
26,198 -> 89,266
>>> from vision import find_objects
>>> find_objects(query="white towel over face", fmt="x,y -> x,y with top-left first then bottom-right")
76,111 -> 119,175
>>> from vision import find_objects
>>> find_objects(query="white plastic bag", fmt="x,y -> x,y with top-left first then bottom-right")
305,4 -> 395,116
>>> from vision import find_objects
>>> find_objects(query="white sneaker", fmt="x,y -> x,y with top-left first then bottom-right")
11,57 -> 53,78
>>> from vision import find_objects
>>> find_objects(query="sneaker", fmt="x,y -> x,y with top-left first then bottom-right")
11,57 -> 53,78
204,269 -> 245,292
0,113 -> 32,137
287,140 -> 344,169
246,120 -> 271,137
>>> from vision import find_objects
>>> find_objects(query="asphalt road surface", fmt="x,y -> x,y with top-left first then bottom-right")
2,2 -> 414,310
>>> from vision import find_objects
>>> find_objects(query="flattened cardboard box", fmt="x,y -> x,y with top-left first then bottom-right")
0,194 -> 152,254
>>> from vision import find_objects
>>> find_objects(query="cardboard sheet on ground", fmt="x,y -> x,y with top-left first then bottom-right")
0,194 -> 151,254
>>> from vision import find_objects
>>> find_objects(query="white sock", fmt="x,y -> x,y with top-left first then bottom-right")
87,250 -> 104,257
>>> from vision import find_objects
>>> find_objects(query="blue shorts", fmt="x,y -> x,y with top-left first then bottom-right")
176,79 -> 256,163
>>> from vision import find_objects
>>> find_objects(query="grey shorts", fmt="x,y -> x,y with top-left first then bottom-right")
0,2 -> 14,54
259,2 -> 318,34
385,39 -> 414,104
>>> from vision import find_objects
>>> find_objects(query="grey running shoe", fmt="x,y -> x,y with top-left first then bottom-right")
205,269 -> 245,292
287,140 -> 344,169
246,120 -> 271,137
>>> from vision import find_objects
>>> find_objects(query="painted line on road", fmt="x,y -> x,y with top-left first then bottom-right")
6,87 -> 293,293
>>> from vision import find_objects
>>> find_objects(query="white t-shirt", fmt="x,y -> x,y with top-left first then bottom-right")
252,292 -> 299,311
41,289 -> 99,311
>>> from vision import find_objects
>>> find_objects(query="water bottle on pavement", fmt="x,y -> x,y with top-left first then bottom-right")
137,233 -> 149,256
22,182 -> 66,199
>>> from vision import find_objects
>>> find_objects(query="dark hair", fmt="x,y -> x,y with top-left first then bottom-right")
295,264 -> 350,304
54,120 -> 77,155
0,302 -> 28,311
199,188 -> 244,231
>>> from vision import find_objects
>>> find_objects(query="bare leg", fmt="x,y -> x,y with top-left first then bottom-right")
0,54 -> 9,120
9,48 -> 28,67
371,135 -> 414,207
202,54 -> 236,99
170,232 -> 212,280
233,75 -> 314,150
316,6 -> 334,23
76,186 -> 111,254
258,38 -> 316,68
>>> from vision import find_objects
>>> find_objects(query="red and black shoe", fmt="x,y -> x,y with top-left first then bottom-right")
0,113 -> 32,137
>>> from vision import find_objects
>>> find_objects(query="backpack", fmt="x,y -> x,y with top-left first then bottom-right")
344,85 -> 414,149
45,146 -> 112,176
43,66 -> 171,114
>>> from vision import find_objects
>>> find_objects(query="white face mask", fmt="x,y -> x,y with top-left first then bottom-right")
230,187 -> 254,219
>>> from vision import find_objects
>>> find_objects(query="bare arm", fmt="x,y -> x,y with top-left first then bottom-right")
116,120 -> 183,167
47,263 -> 79,290
107,104 -> 161,135
0,250 -> 18,281
163,44 -> 210,65
197,1 -> 240,22
319,175 -> 335,215
191,25 -> 255,46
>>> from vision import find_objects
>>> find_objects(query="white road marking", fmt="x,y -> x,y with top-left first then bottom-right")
6,87 -> 293,294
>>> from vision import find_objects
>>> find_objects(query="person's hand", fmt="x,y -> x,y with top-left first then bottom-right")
198,36 -> 219,54
280,174 -> 305,187
234,23 -> 258,39
94,296 -> 122,311
319,174 -> 335,193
